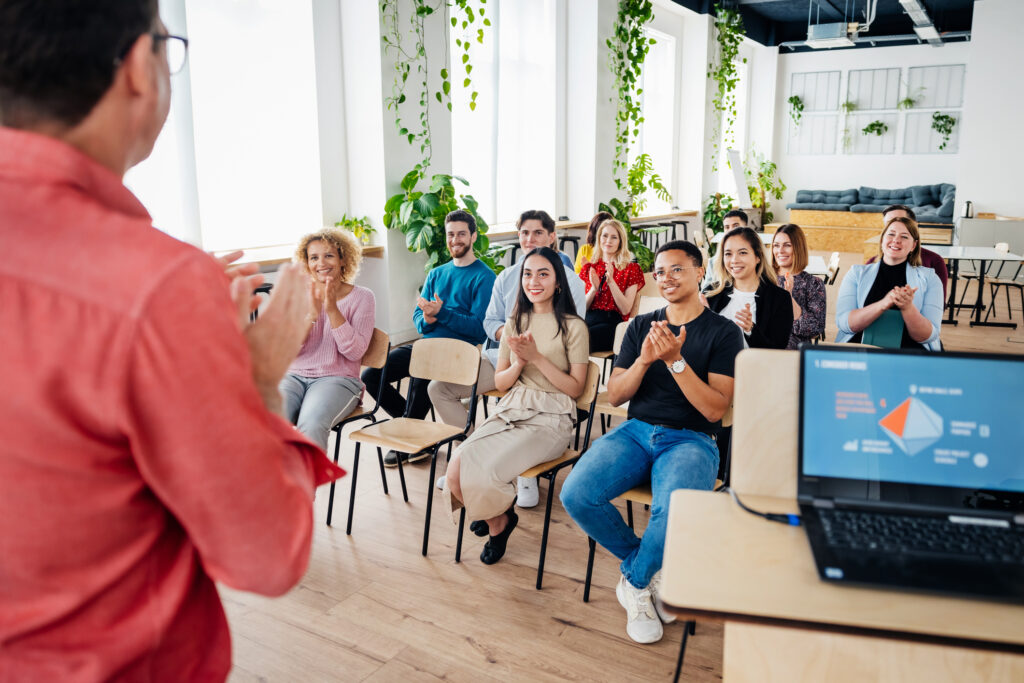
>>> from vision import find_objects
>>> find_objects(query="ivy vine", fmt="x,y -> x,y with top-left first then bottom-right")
787,95 -> 804,128
380,0 -> 488,181
606,0 -> 655,188
932,112 -> 957,151
861,120 -> 888,137
708,4 -> 745,170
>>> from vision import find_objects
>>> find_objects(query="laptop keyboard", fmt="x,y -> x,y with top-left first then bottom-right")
818,508 -> 1024,563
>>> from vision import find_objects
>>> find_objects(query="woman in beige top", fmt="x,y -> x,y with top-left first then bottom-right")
444,247 -> 590,565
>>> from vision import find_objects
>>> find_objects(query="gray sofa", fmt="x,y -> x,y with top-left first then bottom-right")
786,184 -> 955,225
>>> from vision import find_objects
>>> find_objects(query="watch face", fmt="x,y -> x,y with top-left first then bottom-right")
671,359 -> 686,373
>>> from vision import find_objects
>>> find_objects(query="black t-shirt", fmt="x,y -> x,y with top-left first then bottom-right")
614,307 -> 745,434
850,261 -> 925,350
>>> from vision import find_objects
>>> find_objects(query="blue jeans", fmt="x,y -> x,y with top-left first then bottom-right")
560,418 -> 719,589
279,374 -> 362,451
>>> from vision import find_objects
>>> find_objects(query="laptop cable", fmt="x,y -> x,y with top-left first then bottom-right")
727,488 -> 801,526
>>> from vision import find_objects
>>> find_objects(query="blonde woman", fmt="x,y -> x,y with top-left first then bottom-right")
771,224 -> 826,349
578,219 -> 644,351
279,227 -> 375,450
705,226 -> 792,349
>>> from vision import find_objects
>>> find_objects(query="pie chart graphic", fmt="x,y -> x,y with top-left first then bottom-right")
878,397 -> 944,455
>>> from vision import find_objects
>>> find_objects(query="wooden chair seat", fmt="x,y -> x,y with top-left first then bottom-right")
520,449 -> 579,479
349,417 -> 465,454
594,391 -> 628,418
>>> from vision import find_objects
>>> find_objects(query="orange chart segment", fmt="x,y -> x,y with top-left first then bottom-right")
878,397 -> 944,456
878,397 -> 911,436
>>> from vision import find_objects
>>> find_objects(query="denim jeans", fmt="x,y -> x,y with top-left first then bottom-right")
560,418 -> 719,589
279,374 -> 362,451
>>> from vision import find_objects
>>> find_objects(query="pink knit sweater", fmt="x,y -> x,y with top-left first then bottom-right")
288,285 -> 376,379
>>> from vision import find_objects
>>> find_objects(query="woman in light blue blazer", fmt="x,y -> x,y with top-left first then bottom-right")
835,216 -> 943,351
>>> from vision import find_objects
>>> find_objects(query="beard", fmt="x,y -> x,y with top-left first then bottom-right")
449,243 -> 471,259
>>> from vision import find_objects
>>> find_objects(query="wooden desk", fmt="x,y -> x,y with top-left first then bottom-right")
661,490 -> 1024,681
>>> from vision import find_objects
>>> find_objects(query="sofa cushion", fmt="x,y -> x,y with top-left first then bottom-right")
938,183 -> 956,216
916,211 -> 954,225
794,189 -> 858,206
786,202 -> 852,211
911,185 -> 938,208
859,186 -> 913,205
850,204 -> 886,213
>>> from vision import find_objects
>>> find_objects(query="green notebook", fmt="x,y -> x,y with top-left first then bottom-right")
863,309 -> 905,348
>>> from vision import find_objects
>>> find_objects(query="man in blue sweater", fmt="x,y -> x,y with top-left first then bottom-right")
362,210 -> 496,467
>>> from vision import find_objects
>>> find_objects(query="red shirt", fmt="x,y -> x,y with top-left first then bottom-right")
579,260 -> 645,320
0,128 -> 344,682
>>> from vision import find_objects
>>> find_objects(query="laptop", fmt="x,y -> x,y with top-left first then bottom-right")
798,346 -> 1024,601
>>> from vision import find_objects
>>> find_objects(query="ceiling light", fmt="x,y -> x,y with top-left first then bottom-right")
914,24 -> 940,41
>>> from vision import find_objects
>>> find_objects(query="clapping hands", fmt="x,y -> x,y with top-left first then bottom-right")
506,331 -> 540,364
417,294 -> 444,324
887,285 -> 917,311
734,303 -> 754,334
639,321 -> 687,365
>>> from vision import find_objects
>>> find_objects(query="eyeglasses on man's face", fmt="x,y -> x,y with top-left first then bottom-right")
652,265 -> 700,281
152,33 -> 189,75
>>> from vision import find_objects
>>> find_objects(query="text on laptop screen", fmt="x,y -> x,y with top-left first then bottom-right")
802,349 -> 1024,493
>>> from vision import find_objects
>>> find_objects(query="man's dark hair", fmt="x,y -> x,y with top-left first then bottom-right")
445,209 -> 477,235
516,209 -> 556,233
655,239 -> 703,268
882,204 -> 916,221
0,0 -> 159,128
723,209 -> 748,224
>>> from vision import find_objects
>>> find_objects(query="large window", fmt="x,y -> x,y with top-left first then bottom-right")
716,43 -> 751,204
451,0 -> 556,224
629,27 -> 677,215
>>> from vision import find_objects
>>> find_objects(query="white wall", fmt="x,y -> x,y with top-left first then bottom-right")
773,42 -> 969,213
958,0 -> 1024,217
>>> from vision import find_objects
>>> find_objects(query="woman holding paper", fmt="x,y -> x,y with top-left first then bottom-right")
835,216 -> 942,350
279,227 -> 376,450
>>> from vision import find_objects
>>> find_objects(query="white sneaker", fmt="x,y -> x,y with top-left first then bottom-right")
647,570 -> 677,624
436,474 -> 446,491
615,575 -> 663,644
516,476 -> 539,508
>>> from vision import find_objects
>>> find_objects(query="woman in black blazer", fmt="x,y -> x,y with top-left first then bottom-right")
705,227 -> 793,349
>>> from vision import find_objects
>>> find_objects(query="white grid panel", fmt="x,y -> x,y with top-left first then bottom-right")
847,68 -> 900,111
788,113 -> 838,155
848,113 -> 899,155
904,110 -> 961,154
790,71 -> 840,111
906,65 -> 966,108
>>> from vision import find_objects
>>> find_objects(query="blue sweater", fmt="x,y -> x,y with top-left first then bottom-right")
413,259 -> 496,345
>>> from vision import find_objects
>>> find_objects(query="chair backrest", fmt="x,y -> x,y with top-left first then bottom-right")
638,296 -> 665,315
361,328 -> 390,369
638,271 -> 660,298
730,349 -> 799,498
612,321 -> 629,355
576,361 -> 602,410
409,338 -> 481,386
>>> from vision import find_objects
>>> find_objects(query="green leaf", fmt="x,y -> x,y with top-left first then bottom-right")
462,53 -> 469,64
463,77 -> 471,87
452,175 -> 470,185
400,169 -> 420,192
384,192 -> 405,214
442,81 -> 450,95
398,200 -> 415,227
414,192 -> 441,217
440,68 -> 448,79
469,101 -> 476,111
429,174 -> 454,193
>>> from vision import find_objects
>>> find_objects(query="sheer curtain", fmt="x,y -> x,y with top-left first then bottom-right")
452,0 -> 556,224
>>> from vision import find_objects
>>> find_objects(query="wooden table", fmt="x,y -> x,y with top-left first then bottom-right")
659,490 -> 1024,682
930,245 -> 1023,328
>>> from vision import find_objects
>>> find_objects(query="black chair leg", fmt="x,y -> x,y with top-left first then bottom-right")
584,537 -> 597,602
535,474 -> 557,590
672,622 -> 693,683
482,395 -> 489,419
391,447 -> 408,502
326,428 -> 341,526
377,445 -> 389,496
626,500 -> 634,530
422,449 -> 439,556
455,507 -> 466,563
345,442 -> 361,534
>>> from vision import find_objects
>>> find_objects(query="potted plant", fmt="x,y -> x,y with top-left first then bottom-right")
861,120 -> 888,136
931,112 -> 957,151
744,150 -> 786,226
334,214 -> 376,245
787,95 -> 804,128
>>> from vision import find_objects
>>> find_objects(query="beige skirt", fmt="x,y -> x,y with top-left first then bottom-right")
443,385 -> 574,522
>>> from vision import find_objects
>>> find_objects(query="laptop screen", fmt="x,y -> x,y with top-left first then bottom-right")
801,348 -> 1024,495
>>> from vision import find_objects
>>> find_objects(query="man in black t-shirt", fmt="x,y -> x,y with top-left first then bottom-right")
561,240 -> 744,645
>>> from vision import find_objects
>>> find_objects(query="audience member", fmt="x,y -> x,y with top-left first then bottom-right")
280,228 -> 375,451
580,219 -> 645,352
866,204 -> 949,298
561,240 -> 743,644
721,209 -> 748,232
771,224 -> 826,349
574,210 -> 614,273
362,209 -> 495,466
0,3 -> 343,680
836,216 -> 943,350
428,209 -> 585,507
443,247 -> 589,564
706,227 -> 794,349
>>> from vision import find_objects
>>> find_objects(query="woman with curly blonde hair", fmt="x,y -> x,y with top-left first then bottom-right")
280,227 -> 375,450
578,219 -> 644,351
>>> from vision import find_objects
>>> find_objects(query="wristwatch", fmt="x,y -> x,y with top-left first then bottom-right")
667,358 -> 686,374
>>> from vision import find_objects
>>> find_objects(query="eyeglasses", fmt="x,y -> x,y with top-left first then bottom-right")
152,33 -> 189,75
652,265 -> 700,281
115,31 -> 189,76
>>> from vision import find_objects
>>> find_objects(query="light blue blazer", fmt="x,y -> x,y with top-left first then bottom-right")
835,262 -> 943,351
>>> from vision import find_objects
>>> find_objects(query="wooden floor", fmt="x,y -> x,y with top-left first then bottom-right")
223,251 -> 1023,682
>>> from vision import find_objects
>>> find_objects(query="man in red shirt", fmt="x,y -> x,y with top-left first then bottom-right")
0,2 -> 343,680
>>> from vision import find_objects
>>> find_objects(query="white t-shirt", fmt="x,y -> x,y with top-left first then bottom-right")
718,289 -> 757,333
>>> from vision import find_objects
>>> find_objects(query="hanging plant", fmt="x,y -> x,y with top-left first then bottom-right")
743,149 -> 786,225
839,100 -> 857,152
707,4 -> 745,170
862,120 -> 888,136
931,112 -> 957,151
897,85 -> 924,111
787,95 -> 804,128
334,214 -> 377,245
443,0 -> 489,113
606,0 -> 655,186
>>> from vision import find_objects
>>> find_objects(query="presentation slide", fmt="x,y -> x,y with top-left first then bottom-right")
802,351 -> 1024,492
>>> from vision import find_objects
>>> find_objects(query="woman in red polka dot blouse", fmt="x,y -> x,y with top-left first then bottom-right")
578,219 -> 645,352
